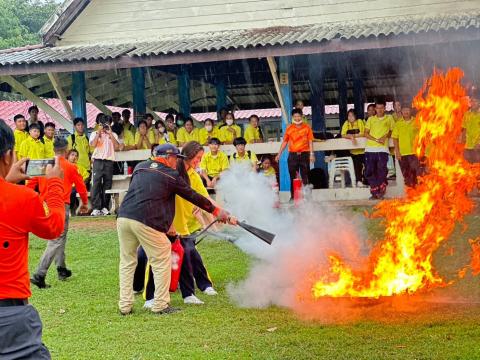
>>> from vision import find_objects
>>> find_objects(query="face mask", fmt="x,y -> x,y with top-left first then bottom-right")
205,125 -> 213,132
226,119 -> 234,126
293,119 -> 303,125
159,127 -> 165,133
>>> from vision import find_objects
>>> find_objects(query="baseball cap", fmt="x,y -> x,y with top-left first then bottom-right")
153,143 -> 186,158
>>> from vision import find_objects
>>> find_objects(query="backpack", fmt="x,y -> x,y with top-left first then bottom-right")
231,150 -> 251,160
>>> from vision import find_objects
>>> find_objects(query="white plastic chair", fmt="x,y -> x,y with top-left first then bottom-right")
328,157 -> 356,188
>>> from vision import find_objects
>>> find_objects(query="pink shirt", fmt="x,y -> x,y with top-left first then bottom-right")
89,131 -> 119,161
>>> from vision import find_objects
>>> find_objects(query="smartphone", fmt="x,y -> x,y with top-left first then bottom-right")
26,159 -> 55,177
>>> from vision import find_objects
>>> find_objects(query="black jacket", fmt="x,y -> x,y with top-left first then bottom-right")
118,160 -> 216,233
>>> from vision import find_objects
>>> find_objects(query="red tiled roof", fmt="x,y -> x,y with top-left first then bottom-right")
0,99 -> 393,130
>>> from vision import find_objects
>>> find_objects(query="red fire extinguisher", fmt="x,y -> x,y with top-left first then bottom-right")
169,237 -> 184,292
293,172 -> 303,207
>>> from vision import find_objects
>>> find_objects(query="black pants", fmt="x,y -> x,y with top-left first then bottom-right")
287,152 -> 310,199
399,155 -> 420,187
91,160 -> 113,211
365,152 -> 389,197
133,246 -> 148,293
179,237 -> 212,298
0,305 -> 50,359
351,154 -> 365,184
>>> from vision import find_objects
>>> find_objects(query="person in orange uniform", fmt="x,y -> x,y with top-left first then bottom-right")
0,119 -> 65,359
275,109 -> 315,200
29,138 -> 89,289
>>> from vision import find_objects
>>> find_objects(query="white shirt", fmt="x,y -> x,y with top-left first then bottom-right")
89,131 -> 119,161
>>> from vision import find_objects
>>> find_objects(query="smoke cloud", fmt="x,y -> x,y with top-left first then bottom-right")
216,164 -> 369,310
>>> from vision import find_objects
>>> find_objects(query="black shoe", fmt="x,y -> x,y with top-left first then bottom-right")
57,267 -> 72,281
153,306 -> 181,315
31,274 -> 50,289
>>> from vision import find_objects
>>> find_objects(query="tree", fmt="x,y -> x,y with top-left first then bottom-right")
0,0 -> 59,50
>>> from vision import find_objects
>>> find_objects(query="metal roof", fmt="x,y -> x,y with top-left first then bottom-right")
1,10 -> 479,66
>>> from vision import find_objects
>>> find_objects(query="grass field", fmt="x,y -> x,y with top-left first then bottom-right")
28,207 -> 480,360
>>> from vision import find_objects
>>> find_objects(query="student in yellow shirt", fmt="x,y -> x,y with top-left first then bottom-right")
392,106 -> 419,187
200,137 -> 229,188
341,109 -> 366,186
364,98 -> 395,199
230,137 -> 258,170
43,122 -> 56,158
143,113 -> 156,143
121,109 -> 136,135
135,120 -> 154,150
18,123 -> 46,160
392,100 -> 402,122
163,114 -> 178,146
112,122 -> 135,151
244,115 -> 264,144
219,112 -> 241,144
175,141 -> 218,304
13,114 -> 28,159
67,118 -> 92,179
198,119 -> 220,146
295,100 -> 309,124
462,97 -> 480,164
176,118 -> 200,146
214,108 -> 228,130
67,149 -> 90,216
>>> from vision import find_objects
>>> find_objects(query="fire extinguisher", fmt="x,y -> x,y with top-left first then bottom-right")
293,172 -> 303,206
169,236 -> 184,292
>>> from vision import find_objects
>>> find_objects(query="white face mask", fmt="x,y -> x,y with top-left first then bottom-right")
159,127 -> 165,133
226,119 -> 234,126
205,125 -> 213,132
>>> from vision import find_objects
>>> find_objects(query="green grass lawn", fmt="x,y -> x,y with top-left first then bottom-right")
28,209 -> 480,360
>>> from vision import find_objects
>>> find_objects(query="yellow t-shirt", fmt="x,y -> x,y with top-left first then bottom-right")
200,151 -> 230,177
44,137 -> 55,158
262,167 -> 276,177
134,132 -> 154,150
463,111 -> 480,150
219,124 -> 242,143
341,119 -> 365,155
67,132 -> 91,175
13,129 -> 29,159
230,151 -> 258,167
173,168 -> 210,236
244,125 -> 262,144
18,137 -> 46,160
391,118 -> 417,156
365,115 -> 395,151
198,127 -> 221,146
122,129 -> 135,147
156,131 -> 178,145
176,127 -> 200,144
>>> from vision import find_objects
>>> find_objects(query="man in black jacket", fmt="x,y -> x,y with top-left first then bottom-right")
117,144 -> 235,315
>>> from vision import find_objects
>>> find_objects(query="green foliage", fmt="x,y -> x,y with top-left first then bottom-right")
0,0 -> 58,50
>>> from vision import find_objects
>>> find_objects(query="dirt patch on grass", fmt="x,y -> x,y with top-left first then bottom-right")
69,216 -> 117,232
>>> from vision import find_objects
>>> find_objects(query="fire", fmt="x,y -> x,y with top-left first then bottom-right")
312,68 -> 480,299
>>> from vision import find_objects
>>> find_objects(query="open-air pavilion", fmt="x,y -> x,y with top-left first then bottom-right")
0,0 -> 479,198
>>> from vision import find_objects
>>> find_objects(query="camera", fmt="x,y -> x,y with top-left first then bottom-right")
25,159 -> 55,177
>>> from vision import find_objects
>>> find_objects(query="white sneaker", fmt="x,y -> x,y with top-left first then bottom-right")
203,287 -> 218,296
101,208 -> 110,216
143,299 -> 154,309
357,181 -> 365,188
91,209 -> 102,216
183,295 -> 204,305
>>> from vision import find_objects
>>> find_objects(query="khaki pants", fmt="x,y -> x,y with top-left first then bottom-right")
117,217 -> 172,313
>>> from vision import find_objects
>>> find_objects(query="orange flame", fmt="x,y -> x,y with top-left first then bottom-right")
312,68 -> 480,299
